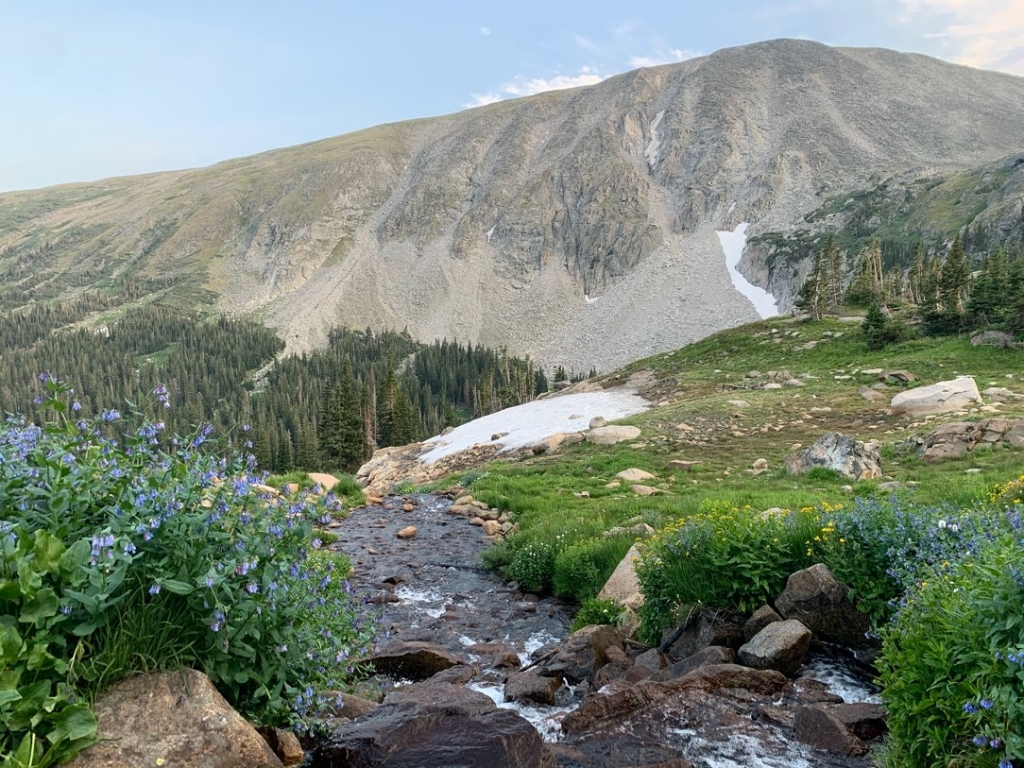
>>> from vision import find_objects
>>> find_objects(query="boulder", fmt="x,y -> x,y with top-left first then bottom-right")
396,525 -> 417,539
858,386 -> 886,402
921,418 -> 1022,462
616,468 -> 657,481
67,668 -> 282,768
597,544 -> 643,610
322,691 -> 379,721
737,620 -> 812,676
316,687 -> 555,768
982,386 -> 1023,401
631,484 -> 661,496
381,682 -> 494,715
970,330 -> 1015,348
650,646 -> 736,682
633,647 -> 671,673
589,416 -> 608,429
662,611 -> 745,661
504,668 -> 565,706
467,643 -> 520,670
261,728 -> 303,766
881,369 -> 917,383
775,564 -> 871,648
793,705 -> 870,757
538,624 -> 624,684
667,459 -> 702,471
585,426 -> 641,445
368,640 -> 465,680
743,604 -> 783,641
784,432 -> 882,481
307,472 -> 340,491
890,376 -> 982,416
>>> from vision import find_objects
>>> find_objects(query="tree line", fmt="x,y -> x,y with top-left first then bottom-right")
0,302 -> 553,474
796,232 -> 1024,348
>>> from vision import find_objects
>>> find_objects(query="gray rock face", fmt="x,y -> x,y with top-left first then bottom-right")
537,624 -> 624,684
597,543 -> 643,610
6,42 -> 1024,374
737,620 -> 812,676
662,611 -> 745,661
920,418 -> 1023,462
775,564 -> 871,648
504,668 -> 564,706
68,668 -> 282,768
585,425 -> 642,445
890,376 -> 982,416
784,432 -> 882,481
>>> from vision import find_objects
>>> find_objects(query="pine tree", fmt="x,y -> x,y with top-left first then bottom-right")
317,381 -> 341,468
966,247 -> 1008,328
795,246 -> 825,320
940,234 -> 971,318
823,235 -> 845,310
336,360 -> 368,470
910,241 -> 926,305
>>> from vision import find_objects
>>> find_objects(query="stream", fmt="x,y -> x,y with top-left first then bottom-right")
327,492 -> 880,751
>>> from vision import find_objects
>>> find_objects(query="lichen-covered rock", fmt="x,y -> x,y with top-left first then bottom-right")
890,376 -> 982,416
784,432 -> 882,481
67,668 -> 282,768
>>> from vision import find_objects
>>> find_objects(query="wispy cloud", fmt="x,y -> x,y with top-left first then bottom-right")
465,66 -> 607,108
628,48 -> 700,68
894,0 -> 1024,75
479,26 -> 490,36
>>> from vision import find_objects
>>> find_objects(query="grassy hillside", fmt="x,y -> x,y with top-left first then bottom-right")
433,314 -> 1023,595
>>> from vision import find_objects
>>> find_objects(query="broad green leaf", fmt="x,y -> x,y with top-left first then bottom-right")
32,531 -> 65,574
0,581 -> 21,603
0,625 -> 22,663
19,589 -> 59,625
0,689 -> 21,707
58,539 -> 91,577
46,702 -> 97,744
160,579 -> 194,595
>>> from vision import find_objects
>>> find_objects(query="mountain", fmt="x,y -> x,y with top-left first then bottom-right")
3,39 -> 1024,372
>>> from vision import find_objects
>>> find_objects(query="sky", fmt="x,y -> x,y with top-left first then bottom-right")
2,0 -> 1023,193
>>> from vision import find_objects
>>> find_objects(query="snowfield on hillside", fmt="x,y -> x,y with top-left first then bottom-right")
418,388 -> 650,464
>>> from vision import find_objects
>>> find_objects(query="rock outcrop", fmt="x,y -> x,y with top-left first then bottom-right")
785,433 -> 882,481
68,669 -> 282,768
920,418 -> 1024,462
890,376 -> 983,416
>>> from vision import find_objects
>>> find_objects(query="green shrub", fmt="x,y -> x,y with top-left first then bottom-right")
0,378 -> 376,766
878,534 -> 1024,768
636,503 -> 820,644
805,466 -> 844,482
504,542 -> 558,592
570,598 -> 624,633
552,536 -> 634,601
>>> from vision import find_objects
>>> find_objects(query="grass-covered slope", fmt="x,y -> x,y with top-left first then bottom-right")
440,314 -> 1023,595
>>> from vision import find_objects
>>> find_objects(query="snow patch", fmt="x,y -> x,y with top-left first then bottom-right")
716,222 -> 779,319
486,225 -> 496,242
584,294 -> 599,304
644,110 -> 664,170
418,389 -> 649,464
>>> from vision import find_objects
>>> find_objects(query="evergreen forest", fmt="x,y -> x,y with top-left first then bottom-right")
0,301 -> 552,474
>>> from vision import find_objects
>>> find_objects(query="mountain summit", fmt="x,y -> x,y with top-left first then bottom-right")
3,39 -> 1024,371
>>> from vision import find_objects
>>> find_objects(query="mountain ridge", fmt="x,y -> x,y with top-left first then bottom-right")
3,39 -> 1024,372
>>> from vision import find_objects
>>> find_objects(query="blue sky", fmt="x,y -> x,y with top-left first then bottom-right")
2,0 -> 1022,192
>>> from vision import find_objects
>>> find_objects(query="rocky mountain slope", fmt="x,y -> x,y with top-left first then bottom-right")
3,39 -> 1024,372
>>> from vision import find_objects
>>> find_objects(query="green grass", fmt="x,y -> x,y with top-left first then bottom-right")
437,316 -> 1024,595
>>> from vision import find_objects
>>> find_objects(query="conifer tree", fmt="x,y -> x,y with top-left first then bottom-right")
796,246 -> 825,320
940,234 -> 971,318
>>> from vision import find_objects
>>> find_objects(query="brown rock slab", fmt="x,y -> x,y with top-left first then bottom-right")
597,544 -> 643,610
67,668 -> 282,768
308,472 -> 340,491
650,646 -> 736,682
368,640 -> 465,680
505,668 -> 564,706
794,704 -> 869,756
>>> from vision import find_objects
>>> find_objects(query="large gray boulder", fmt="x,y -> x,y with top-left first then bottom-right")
775,564 -> 871,648
737,620 -> 812,676
315,683 -> 555,767
597,544 -> 643,610
68,668 -> 282,768
585,425 -> 642,445
367,639 -> 466,680
890,376 -> 982,416
921,418 -> 1024,462
784,432 -> 882,481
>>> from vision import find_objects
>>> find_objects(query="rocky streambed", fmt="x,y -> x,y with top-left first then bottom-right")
316,492 -> 884,768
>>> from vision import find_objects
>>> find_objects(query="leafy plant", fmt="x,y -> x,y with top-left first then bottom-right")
570,598 -> 624,632
552,535 -> 633,601
0,377 -> 376,766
